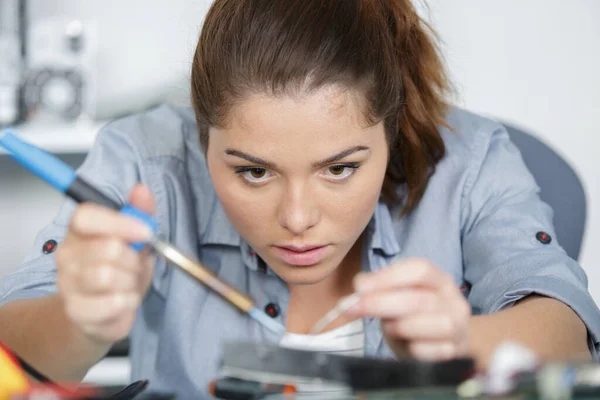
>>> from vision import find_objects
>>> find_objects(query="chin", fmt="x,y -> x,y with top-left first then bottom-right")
268,261 -> 337,286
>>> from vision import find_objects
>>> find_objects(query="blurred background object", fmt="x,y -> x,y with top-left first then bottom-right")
22,17 -> 95,123
1,0 -> 211,130
0,0 -> 25,126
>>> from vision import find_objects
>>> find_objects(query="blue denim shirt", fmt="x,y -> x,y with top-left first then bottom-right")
1,104 -> 599,398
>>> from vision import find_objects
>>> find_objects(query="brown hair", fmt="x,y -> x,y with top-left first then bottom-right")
191,0 -> 450,215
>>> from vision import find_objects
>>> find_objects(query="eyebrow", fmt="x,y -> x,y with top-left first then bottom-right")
224,145 -> 370,169
312,145 -> 370,168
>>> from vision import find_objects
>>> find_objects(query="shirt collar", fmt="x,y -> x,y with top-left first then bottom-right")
366,201 -> 402,259
198,197 -> 242,248
197,198 -> 262,272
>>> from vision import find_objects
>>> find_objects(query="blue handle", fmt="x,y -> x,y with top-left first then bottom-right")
120,205 -> 158,251
0,128 -> 77,192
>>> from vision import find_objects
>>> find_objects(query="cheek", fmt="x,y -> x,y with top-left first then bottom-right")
321,166 -> 386,232
208,163 -> 275,238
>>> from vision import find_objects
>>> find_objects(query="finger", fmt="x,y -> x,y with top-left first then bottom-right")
345,289 -> 439,318
382,314 -> 457,340
128,184 -> 156,216
138,250 -> 155,293
64,293 -> 141,325
409,341 -> 458,361
56,238 -> 143,295
70,203 -> 152,241
354,258 -> 455,293
54,234 -> 77,268
74,265 -> 140,294
79,237 -> 141,273
82,311 -> 136,343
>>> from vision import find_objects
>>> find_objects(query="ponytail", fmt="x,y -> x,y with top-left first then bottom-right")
382,0 -> 451,214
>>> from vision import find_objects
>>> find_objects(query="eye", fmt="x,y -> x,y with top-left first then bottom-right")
236,167 -> 274,184
248,168 -> 266,179
322,163 -> 359,181
328,165 -> 346,176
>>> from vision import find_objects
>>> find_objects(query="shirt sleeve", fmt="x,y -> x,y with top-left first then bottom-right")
0,124 -> 141,308
461,124 -> 600,359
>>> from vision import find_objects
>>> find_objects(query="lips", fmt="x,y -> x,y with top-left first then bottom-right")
272,244 -> 329,266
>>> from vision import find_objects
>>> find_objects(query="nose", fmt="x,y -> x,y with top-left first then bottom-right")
277,182 -> 320,235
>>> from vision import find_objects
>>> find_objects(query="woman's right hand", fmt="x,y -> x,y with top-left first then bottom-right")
55,184 -> 156,345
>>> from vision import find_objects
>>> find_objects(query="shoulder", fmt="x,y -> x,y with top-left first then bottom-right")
75,103 -> 210,208
93,103 -> 200,163
434,107 -> 524,197
423,107 -> 542,237
439,107 -> 510,168
392,107 -> 534,225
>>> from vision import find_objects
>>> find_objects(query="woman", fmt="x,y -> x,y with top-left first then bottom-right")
0,0 -> 598,397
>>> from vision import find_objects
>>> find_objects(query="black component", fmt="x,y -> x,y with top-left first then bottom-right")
99,380 -> 149,399
211,377 -> 290,400
66,177 -> 122,210
536,231 -> 552,244
264,303 -> 280,318
128,393 -> 176,400
23,67 -> 84,120
107,338 -> 130,357
221,341 -> 475,391
14,352 -> 52,383
42,239 -> 58,254
573,385 -> 600,398
257,257 -> 267,273
96,381 -> 173,399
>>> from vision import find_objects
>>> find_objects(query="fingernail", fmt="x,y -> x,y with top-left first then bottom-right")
129,294 -> 141,308
124,294 -> 140,309
113,294 -> 139,309
113,294 -> 125,308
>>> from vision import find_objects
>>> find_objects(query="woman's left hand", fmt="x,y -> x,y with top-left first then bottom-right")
345,257 -> 471,361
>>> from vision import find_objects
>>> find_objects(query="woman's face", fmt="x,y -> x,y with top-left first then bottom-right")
207,86 -> 389,285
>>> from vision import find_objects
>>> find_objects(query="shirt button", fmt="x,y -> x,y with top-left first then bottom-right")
264,303 -> 280,318
42,239 -> 58,254
536,231 -> 552,244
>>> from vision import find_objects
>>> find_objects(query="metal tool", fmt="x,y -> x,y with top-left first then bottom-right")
309,293 -> 360,335
0,127 -> 284,335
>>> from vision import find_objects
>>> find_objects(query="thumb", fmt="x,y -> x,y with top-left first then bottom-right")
129,184 -> 156,287
128,183 -> 156,216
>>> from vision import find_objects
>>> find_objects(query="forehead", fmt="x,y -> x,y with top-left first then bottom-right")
213,86 -> 380,148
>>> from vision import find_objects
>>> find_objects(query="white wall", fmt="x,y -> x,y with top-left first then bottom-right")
421,0 -> 600,302
0,155 -> 84,277
27,0 -> 211,119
